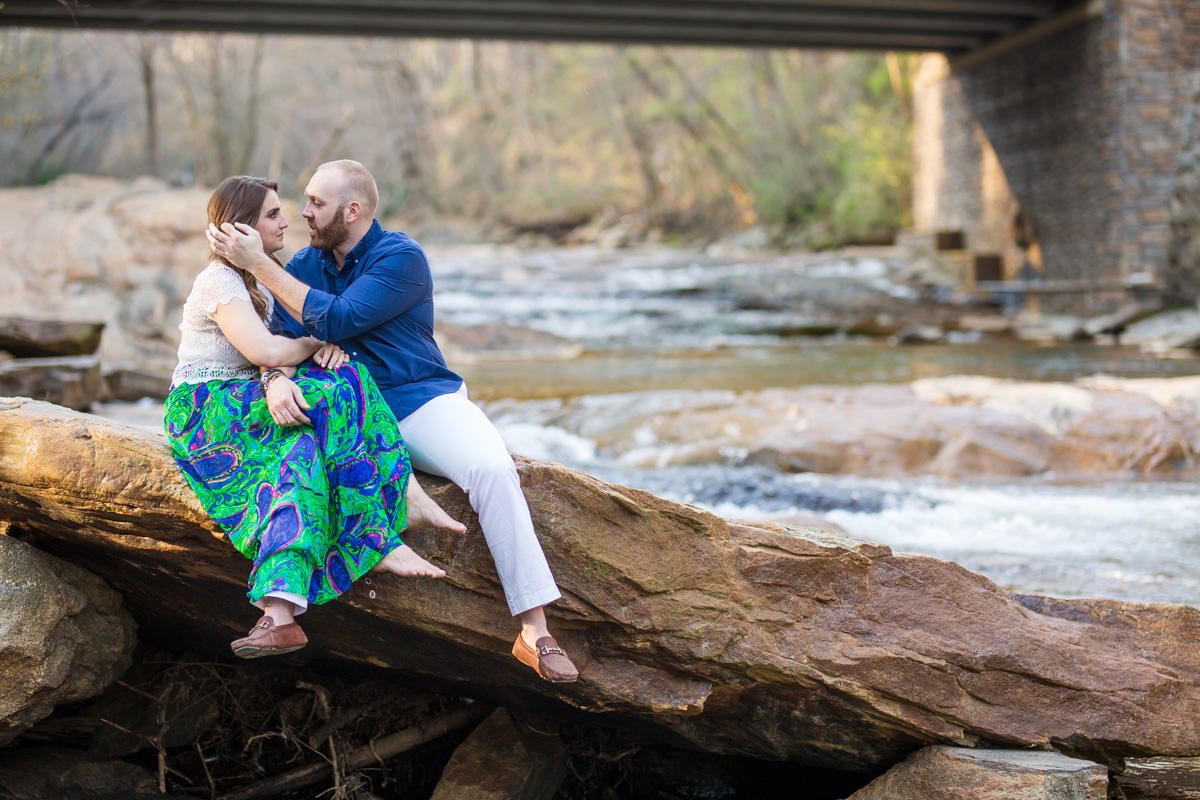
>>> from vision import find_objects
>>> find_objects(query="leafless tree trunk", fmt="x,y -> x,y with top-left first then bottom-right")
236,36 -> 266,175
208,35 -> 232,179
605,64 -> 664,226
139,36 -> 159,177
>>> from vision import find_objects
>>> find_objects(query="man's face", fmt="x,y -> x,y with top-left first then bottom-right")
303,172 -> 350,251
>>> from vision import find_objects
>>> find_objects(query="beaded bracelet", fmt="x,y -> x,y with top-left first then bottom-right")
260,368 -> 285,392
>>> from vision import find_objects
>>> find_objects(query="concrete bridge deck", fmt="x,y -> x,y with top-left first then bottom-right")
2,0 -> 1075,53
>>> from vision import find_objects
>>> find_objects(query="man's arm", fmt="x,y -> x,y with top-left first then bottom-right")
300,254 -> 428,342
208,220 -> 430,342
207,222 -> 309,320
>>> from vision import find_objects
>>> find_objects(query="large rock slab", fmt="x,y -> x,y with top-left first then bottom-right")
0,535 -> 137,746
3,397 -> 1200,772
846,746 -> 1109,800
435,322 -> 584,363
0,318 -> 105,359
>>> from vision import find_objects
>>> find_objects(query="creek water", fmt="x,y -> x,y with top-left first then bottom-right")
98,244 -> 1200,797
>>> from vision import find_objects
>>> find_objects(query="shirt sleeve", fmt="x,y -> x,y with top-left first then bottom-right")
269,304 -> 306,338
198,265 -> 252,316
299,248 -> 430,342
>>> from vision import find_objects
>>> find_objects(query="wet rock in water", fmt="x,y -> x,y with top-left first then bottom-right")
435,321 -> 584,363
5,398 -> 1200,772
0,746 -> 174,799
564,375 -> 1200,479
889,322 -> 944,345
1012,312 -> 1087,343
1119,306 -> 1200,352
845,746 -> 1109,800
430,708 -> 567,800
1081,301 -> 1162,339
0,536 -> 136,747
0,355 -> 102,411
0,318 -> 105,359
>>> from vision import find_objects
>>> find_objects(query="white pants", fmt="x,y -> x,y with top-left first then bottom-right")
398,384 -> 561,616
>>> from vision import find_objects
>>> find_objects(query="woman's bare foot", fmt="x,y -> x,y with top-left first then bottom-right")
406,476 -> 468,534
371,544 -> 446,578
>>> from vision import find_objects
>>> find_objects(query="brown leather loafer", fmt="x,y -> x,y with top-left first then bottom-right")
512,634 -> 578,683
231,615 -> 308,659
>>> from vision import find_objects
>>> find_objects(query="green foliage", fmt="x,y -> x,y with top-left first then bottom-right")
823,101 -> 911,244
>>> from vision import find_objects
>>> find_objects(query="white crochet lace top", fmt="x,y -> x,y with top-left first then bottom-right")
171,262 -> 275,386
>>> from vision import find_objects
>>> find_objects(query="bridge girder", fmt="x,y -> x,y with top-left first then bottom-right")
2,0 -> 1077,53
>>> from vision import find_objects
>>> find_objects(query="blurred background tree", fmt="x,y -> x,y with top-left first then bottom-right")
0,30 -> 916,246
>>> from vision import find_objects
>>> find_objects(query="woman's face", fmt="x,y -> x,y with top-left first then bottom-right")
254,189 -> 288,254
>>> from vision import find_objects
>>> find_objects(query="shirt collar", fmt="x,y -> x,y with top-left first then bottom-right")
346,219 -> 384,268
318,218 -> 384,275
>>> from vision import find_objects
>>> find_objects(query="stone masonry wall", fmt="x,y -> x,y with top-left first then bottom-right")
912,0 -> 1199,314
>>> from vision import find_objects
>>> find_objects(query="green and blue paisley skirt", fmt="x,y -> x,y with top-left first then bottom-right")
164,362 -> 410,607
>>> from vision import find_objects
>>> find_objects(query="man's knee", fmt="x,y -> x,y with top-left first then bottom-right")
463,452 -> 520,493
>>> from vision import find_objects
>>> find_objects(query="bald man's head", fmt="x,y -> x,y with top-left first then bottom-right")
315,159 -> 379,219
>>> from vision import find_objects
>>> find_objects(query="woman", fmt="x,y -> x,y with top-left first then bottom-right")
164,176 -> 463,658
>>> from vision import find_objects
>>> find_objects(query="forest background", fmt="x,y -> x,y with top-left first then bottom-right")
0,31 -> 916,247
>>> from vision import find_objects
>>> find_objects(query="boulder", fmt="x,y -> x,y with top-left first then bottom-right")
0,355 -> 103,411
3,397 -> 1200,773
0,535 -> 137,746
845,746 -> 1109,800
0,746 -> 171,799
0,318 -> 105,359
430,708 -> 567,800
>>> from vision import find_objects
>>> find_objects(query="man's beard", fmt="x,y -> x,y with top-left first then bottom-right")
309,203 -> 350,250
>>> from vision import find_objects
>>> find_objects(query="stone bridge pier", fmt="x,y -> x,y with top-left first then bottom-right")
913,0 -> 1200,312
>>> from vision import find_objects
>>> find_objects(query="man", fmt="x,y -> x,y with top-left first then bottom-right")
208,160 -> 578,683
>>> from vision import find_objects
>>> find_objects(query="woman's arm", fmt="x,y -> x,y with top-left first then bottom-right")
212,296 -> 321,368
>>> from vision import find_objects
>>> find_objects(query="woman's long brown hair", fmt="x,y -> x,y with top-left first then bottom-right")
206,176 -> 282,322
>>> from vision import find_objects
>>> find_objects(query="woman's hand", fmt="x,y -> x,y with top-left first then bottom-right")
264,375 -> 311,426
313,343 -> 350,370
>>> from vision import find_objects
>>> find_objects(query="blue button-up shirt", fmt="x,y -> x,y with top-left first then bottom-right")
272,219 -> 463,420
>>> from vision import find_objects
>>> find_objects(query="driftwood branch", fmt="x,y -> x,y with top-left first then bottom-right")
219,702 -> 491,800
